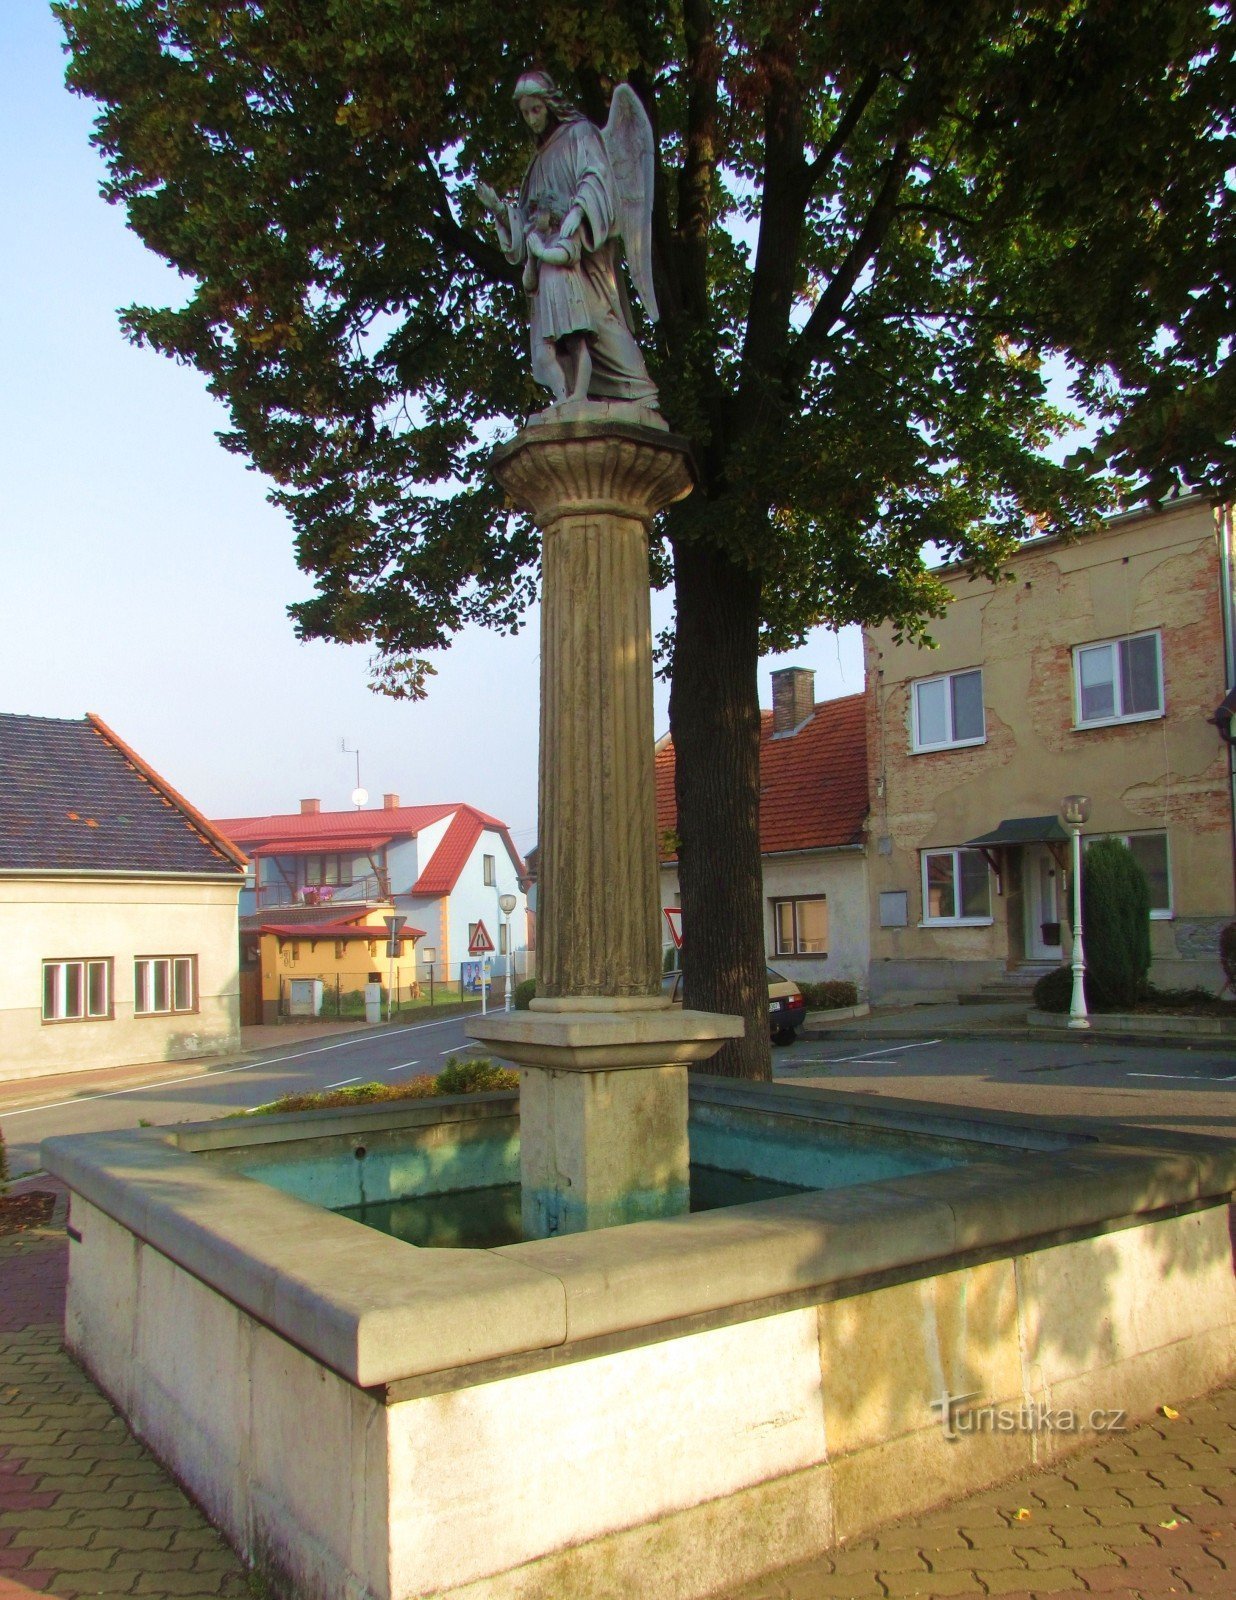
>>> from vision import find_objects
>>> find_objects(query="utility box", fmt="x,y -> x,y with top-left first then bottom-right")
364,982 -> 382,1025
287,978 -> 324,1017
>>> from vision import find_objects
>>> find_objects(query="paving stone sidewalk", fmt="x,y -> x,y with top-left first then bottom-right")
3,1191 -> 1234,1600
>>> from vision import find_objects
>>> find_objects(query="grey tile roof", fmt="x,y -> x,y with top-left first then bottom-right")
0,714 -> 244,877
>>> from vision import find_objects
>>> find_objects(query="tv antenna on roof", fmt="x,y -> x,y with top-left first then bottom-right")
341,739 -> 368,808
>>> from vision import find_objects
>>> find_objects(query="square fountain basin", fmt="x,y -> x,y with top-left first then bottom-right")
42,1076 -> 1236,1600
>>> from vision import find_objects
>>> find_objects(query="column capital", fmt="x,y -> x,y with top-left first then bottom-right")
492,419 -> 696,529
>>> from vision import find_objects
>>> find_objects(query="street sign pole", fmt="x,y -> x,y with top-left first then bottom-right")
382,915 -> 407,1023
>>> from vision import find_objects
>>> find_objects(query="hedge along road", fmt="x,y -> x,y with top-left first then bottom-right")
0,1013 -> 483,1180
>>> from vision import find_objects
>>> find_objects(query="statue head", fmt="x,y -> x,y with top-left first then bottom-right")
512,69 -> 583,136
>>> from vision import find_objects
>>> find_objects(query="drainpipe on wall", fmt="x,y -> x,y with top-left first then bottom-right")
1218,502 -> 1236,911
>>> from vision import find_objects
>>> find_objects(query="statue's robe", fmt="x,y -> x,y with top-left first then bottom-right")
506,118 -> 657,402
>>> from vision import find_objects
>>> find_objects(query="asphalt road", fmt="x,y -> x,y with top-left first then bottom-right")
7,1017 -> 1235,1182
776,1028 -> 1236,1139
1,1013 -> 480,1180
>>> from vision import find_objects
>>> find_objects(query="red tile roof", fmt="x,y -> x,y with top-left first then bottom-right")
213,801 -> 526,898
655,692 -> 868,858
216,804 -> 457,844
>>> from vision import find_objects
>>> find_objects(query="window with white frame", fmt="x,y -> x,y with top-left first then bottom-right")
921,848 -> 992,924
134,956 -> 197,1016
1073,632 -> 1163,727
1086,831 -> 1173,917
42,959 -> 112,1023
483,854 -> 496,886
912,669 -> 985,752
772,896 -> 828,955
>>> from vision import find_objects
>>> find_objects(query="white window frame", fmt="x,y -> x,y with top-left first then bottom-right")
1085,831 -> 1174,919
483,854 -> 496,886
911,669 -> 986,753
134,955 -> 198,1017
42,958 -> 112,1023
771,896 -> 829,956
1073,631 -> 1164,728
920,848 -> 994,926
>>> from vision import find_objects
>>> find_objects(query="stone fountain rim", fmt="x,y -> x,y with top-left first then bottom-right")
42,1079 -> 1236,1392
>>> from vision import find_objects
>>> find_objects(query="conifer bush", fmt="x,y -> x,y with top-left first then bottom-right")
1081,838 -> 1152,1008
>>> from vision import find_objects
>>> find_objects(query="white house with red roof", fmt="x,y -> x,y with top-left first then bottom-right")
655,668 -> 870,994
214,794 -> 529,999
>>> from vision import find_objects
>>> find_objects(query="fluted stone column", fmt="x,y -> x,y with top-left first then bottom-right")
469,413 -> 740,1237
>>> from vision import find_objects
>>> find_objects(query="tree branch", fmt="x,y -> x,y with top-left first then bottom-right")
676,0 -> 719,320
783,138 -> 914,396
805,65 -> 884,188
419,156 -> 520,292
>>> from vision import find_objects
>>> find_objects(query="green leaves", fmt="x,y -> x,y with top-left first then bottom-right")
54,0 -> 1234,678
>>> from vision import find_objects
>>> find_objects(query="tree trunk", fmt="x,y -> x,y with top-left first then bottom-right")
669,533 -> 772,1080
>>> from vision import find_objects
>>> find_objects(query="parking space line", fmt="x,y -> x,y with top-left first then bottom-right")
820,1038 -> 943,1065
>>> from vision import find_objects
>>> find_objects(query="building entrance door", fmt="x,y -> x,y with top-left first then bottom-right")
1024,845 -> 1064,962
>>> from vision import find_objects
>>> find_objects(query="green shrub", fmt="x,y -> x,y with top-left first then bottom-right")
1220,923 -> 1236,991
798,979 -> 859,1010
1082,838 -> 1151,1008
435,1056 -> 520,1094
513,978 -> 537,1010
1034,965 -> 1081,1013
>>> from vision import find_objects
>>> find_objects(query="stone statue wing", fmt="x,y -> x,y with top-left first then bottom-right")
602,83 -> 659,324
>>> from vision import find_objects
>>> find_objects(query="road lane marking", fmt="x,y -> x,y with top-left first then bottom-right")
819,1039 -> 943,1065
386,1060 -> 422,1073
0,1016 -> 473,1119
1126,1071 -> 1236,1082
324,1077 -> 361,1089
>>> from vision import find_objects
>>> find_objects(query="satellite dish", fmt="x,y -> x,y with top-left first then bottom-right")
351,787 -> 369,807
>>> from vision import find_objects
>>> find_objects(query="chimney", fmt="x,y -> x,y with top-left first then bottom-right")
771,668 -> 815,735
300,798 -> 320,815
383,793 -> 400,810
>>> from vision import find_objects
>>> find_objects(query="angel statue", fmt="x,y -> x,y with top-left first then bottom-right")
476,71 -> 660,409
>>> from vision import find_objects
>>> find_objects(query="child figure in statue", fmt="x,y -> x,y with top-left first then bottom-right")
476,70 -> 660,408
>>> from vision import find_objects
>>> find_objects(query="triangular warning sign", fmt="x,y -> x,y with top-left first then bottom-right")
468,919 -> 495,955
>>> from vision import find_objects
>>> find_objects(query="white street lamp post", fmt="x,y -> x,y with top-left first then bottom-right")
498,893 -> 518,1010
1060,795 -> 1091,1030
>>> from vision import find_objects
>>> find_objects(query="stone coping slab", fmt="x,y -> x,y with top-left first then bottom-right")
41,1082 -> 1236,1392
467,1006 -> 743,1069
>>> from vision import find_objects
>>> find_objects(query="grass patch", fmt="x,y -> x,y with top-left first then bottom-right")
241,1055 -> 519,1116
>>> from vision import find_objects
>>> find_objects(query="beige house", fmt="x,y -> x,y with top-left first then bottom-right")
0,713 -> 246,1081
865,498 -> 1236,1003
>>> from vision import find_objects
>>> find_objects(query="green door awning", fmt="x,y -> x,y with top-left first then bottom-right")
965,815 -> 1070,848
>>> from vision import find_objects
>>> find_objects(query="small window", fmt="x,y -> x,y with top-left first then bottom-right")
912,669 -> 985,752
921,849 -> 992,925
134,956 -> 198,1016
483,854 -> 496,886
42,959 -> 112,1023
772,896 -> 828,956
1074,633 -> 1163,727
1086,831 -> 1173,918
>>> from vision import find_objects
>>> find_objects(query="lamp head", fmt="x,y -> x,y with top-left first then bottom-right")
1060,794 -> 1091,827
498,892 -> 518,915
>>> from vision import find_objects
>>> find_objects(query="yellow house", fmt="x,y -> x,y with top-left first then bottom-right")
864,498 -> 1236,1002
0,713 -> 247,1082
242,906 -> 426,1023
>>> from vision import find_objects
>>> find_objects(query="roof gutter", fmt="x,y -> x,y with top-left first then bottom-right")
0,869 -> 245,883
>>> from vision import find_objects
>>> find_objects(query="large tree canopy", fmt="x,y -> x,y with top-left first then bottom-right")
57,0 -> 1234,1074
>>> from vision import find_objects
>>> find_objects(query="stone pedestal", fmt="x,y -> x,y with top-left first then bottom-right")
469,412 -> 740,1236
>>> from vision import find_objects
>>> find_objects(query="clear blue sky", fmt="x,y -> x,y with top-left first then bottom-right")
1,3 -> 864,853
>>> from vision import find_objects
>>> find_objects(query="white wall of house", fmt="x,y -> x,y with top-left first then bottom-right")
660,850 -> 870,995
0,874 -> 242,1082
444,832 -> 529,987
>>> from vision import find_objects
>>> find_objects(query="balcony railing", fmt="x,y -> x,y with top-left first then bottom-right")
254,871 -> 391,910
